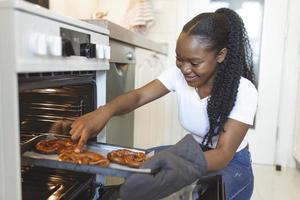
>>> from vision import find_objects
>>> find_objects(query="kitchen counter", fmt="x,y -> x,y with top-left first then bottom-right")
84,20 -> 168,55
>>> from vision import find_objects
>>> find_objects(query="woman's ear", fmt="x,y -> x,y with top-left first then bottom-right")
216,48 -> 228,63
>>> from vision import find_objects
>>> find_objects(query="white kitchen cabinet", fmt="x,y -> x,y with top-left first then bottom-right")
134,47 -> 166,149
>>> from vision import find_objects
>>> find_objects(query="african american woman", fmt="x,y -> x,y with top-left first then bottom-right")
70,8 -> 258,200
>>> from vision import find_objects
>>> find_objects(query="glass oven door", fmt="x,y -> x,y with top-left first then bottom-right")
19,71 -> 98,200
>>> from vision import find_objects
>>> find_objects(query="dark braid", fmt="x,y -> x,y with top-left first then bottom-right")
182,8 -> 255,147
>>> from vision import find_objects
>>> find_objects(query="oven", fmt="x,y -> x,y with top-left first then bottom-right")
0,1 -> 109,199
19,72 -> 99,200
106,40 -> 136,148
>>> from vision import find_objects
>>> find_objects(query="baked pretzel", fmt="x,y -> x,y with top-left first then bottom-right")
58,149 -> 110,167
35,138 -> 75,154
107,149 -> 147,168
35,138 -> 109,167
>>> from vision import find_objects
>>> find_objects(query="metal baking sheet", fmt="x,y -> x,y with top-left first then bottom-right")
20,134 -> 47,154
22,140 -> 155,178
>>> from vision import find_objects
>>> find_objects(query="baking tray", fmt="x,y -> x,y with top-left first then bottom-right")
21,136 -> 155,178
20,134 -> 48,154
21,133 -> 72,153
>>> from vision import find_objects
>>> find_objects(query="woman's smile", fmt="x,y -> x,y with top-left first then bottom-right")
184,74 -> 198,82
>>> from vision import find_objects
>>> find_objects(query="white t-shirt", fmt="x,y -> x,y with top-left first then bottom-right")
157,67 -> 258,152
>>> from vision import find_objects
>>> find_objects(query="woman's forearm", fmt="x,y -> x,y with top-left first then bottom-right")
204,148 -> 233,172
102,80 -> 170,118
102,89 -> 143,118
204,119 -> 249,172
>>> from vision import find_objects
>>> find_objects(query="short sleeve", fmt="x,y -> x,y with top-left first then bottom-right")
228,78 -> 258,125
156,67 -> 182,92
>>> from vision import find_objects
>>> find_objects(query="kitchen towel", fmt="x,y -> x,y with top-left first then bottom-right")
125,0 -> 155,34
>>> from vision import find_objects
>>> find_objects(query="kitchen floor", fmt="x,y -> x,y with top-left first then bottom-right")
252,164 -> 300,200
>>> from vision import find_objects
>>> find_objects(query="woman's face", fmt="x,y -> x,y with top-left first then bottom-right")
175,33 -> 226,88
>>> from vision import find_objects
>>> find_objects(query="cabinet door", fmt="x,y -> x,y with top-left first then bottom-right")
134,48 -> 166,149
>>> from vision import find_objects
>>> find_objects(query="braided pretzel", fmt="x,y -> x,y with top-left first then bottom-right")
35,138 -> 75,154
107,149 -> 147,168
58,149 -> 109,167
35,138 -> 109,167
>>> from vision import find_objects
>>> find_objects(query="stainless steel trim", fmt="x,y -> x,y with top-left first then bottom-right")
109,40 -> 135,64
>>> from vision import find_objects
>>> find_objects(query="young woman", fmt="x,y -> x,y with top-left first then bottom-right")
70,8 -> 257,200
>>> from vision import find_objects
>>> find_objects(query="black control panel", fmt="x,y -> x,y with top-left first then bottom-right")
60,28 -> 96,58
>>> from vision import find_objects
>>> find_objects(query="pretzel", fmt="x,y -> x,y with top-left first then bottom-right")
58,149 -> 110,167
35,138 -> 75,154
35,138 -> 109,167
107,149 -> 147,168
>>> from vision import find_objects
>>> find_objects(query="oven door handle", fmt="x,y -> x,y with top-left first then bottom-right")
112,63 -> 129,76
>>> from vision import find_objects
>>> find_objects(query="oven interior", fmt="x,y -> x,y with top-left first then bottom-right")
19,71 -> 102,200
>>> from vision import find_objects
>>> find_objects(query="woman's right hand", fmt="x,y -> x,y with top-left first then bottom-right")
70,106 -> 111,152
69,80 -> 168,152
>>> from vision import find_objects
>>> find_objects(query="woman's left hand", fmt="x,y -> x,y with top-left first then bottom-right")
120,134 -> 207,200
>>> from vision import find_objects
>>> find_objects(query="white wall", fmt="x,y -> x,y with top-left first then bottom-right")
97,0 -> 129,27
276,0 -> 300,167
49,0 -> 131,26
50,0 -> 101,19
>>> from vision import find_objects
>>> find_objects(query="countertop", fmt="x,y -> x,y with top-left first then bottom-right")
84,20 -> 168,55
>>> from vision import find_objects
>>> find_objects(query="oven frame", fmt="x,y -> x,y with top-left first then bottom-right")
0,1 -> 109,199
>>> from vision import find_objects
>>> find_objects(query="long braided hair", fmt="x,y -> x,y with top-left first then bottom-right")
182,8 -> 255,147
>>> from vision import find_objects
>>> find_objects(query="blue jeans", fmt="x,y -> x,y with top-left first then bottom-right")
206,148 -> 254,200
146,146 -> 254,200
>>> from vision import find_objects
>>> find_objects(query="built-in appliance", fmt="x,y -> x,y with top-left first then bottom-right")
83,20 -> 137,148
0,1 -> 109,199
106,40 -> 136,148
19,71 -> 101,200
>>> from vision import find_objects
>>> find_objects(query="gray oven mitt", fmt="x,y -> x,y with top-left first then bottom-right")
120,134 -> 207,200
